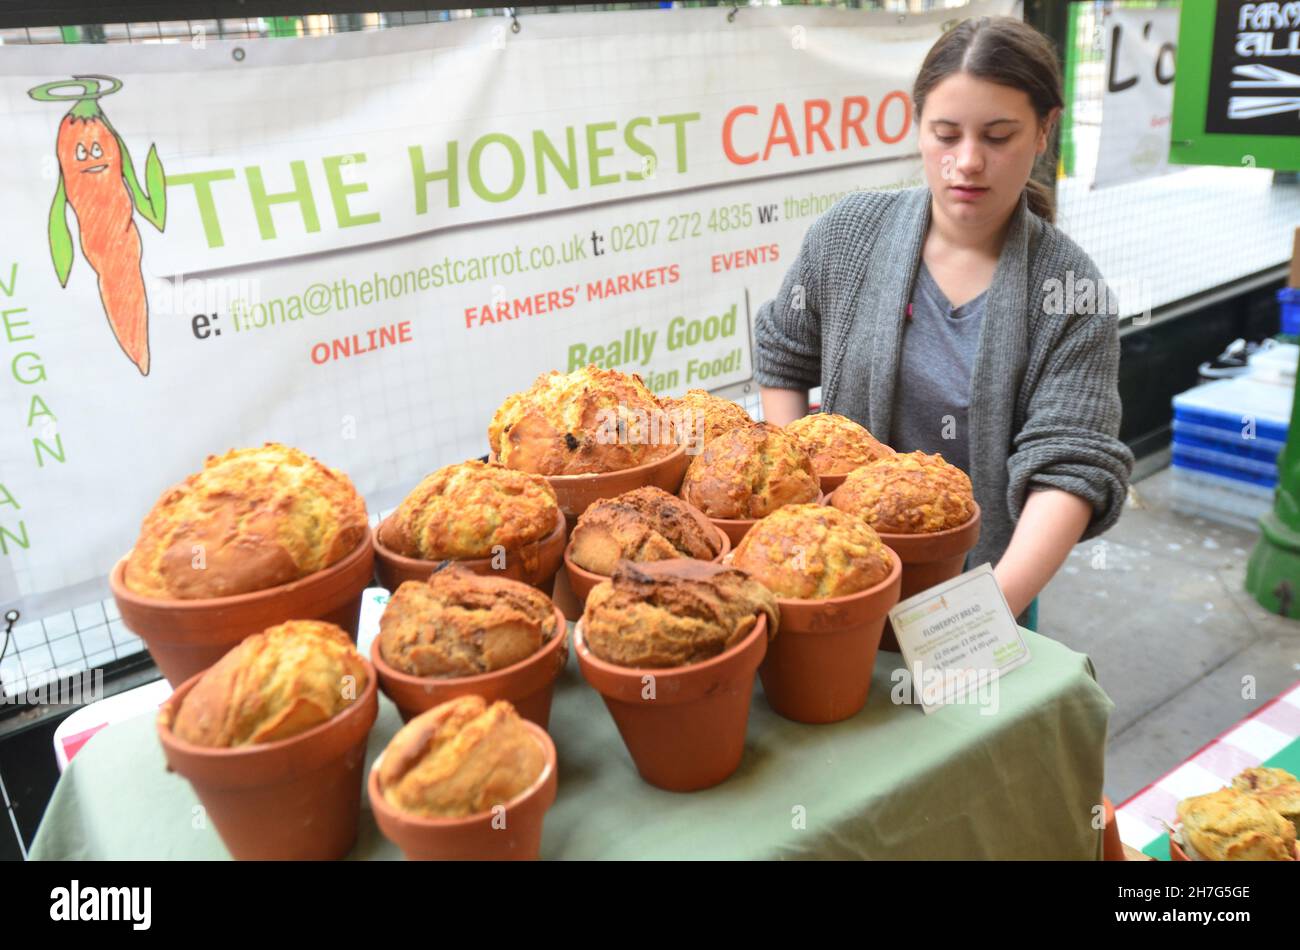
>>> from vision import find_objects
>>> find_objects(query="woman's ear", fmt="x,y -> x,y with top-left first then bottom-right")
1036,107 -> 1062,155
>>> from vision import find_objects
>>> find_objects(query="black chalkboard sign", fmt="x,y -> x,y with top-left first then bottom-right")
1204,0 -> 1300,137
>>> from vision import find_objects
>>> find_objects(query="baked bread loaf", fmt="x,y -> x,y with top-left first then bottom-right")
660,389 -> 754,449
581,559 -> 779,668
1176,787 -> 1297,861
1251,783 -> 1300,837
166,620 -> 368,747
488,365 -> 677,476
830,450 -> 975,533
784,412 -> 894,476
732,503 -> 893,599
679,423 -> 819,519
1231,766 -> 1297,792
378,460 -> 559,560
378,565 -> 558,677
377,695 -> 546,819
125,442 -> 368,600
568,486 -> 720,575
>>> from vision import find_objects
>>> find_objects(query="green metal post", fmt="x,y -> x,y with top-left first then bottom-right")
1245,346 -> 1300,617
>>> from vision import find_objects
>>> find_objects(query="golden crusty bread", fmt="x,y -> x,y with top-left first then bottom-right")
488,365 -> 678,476
378,460 -> 559,560
377,696 -> 546,819
679,423 -> 819,519
660,389 -> 754,450
1231,766 -> 1297,792
568,486 -> 720,575
378,565 -> 558,677
1250,783 -> 1300,838
732,504 -> 893,600
830,450 -> 975,534
581,559 -> 779,668
125,442 -> 368,600
166,620 -> 368,747
784,412 -> 894,476
1176,787 -> 1297,861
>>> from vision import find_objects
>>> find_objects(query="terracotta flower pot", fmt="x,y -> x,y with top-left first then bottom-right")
112,528 -> 376,688
372,509 -> 566,595
817,472 -> 851,495
370,605 -> 568,728
1168,829 -> 1299,862
708,492 -> 827,549
1102,796 -> 1125,861
559,522 -> 730,622
368,721 -> 557,860
545,444 -> 691,530
759,548 -> 902,724
156,659 -> 379,860
573,612 -> 768,792
871,504 -> 981,652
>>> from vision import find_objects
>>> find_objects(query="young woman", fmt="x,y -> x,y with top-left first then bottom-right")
754,16 -> 1134,632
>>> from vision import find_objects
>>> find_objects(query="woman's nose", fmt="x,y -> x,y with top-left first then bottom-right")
954,139 -> 984,177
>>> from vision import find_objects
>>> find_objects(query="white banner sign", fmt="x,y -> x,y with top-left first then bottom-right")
0,3 -> 1010,617
1095,5 -> 1180,188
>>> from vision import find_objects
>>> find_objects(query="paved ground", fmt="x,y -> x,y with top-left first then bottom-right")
1042,465 -> 1300,804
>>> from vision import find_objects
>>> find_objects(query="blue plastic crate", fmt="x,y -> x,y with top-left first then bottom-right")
1171,419 -> 1285,464
1171,447 -> 1278,489
1280,287 -> 1300,337
1171,378 -> 1291,445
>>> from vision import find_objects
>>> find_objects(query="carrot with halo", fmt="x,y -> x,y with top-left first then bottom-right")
30,74 -> 166,376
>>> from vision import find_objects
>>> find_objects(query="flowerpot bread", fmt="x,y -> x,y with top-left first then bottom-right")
1231,766 -> 1296,793
1252,783 -> 1300,837
784,412 -> 893,477
581,559 -> 778,668
680,423 -> 819,520
489,364 -> 678,475
378,566 -> 560,678
378,460 -> 559,560
1175,786 -> 1297,861
568,486 -> 720,575
731,504 -> 893,600
660,388 -> 754,449
830,450 -> 975,534
166,620 -> 369,747
375,695 -> 547,819
125,442 -> 368,600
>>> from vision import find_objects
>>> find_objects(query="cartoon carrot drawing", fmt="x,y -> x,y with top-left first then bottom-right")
29,75 -> 165,376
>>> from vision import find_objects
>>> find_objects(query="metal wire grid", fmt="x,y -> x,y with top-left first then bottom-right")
0,596 -> 145,699
0,1 -> 974,45
1057,1 -> 1300,323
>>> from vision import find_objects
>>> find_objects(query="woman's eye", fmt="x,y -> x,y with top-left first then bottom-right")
986,135 -> 1010,144
75,143 -> 87,161
936,134 -> 959,144
90,142 -> 104,158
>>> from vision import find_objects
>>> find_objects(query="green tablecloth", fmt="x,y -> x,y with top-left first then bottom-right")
31,629 -> 1112,860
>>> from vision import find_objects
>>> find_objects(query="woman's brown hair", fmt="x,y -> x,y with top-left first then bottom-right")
912,16 -> 1063,223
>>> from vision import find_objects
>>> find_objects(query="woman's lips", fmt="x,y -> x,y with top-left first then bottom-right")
949,185 -> 988,201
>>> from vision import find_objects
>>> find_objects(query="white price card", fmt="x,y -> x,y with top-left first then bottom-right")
887,563 -> 1031,716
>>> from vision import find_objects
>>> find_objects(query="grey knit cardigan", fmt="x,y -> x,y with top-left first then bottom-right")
754,185 -> 1135,576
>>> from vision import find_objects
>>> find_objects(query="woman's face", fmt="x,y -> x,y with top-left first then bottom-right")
918,72 -> 1054,231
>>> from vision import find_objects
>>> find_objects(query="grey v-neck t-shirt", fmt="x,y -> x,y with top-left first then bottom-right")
887,262 -> 988,476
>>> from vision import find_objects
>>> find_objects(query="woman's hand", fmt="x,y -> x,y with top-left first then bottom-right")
993,487 -> 1093,619
760,387 -> 810,427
